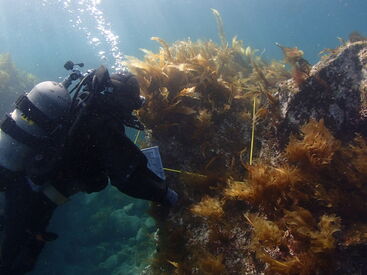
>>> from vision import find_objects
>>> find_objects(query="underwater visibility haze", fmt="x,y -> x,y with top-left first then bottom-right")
0,0 -> 366,274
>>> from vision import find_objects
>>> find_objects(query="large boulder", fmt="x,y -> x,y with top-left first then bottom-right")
276,41 -> 367,144
258,41 -> 367,274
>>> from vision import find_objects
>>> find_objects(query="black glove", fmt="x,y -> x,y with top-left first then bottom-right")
162,188 -> 178,207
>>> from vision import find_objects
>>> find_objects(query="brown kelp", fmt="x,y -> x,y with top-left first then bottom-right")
125,15 -> 289,181
125,9 -> 367,275
276,43 -> 311,87
231,119 -> 367,274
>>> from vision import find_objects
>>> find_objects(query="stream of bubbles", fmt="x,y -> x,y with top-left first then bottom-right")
42,0 -> 126,71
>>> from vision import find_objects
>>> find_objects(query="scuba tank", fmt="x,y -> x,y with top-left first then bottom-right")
0,61 -> 145,189
0,81 -> 71,172
0,61 -> 87,181
0,61 -> 105,183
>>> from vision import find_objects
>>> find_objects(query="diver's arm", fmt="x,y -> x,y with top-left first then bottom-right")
96,119 -> 168,203
110,164 -> 167,203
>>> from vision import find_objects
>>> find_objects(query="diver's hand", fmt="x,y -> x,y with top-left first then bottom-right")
162,188 -> 178,207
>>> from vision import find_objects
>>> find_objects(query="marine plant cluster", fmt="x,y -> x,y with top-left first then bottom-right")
126,10 -> 290,178
0,53 -> 37,115
229,120 -> 367,274
125,11 -> 367,275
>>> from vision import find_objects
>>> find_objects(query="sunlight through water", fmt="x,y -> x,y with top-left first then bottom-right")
42,0 -> 126,71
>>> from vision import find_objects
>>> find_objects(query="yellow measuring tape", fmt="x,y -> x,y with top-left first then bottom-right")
163,168 -> 182,173
134,130 -> 140,144
249,97 -> 256,165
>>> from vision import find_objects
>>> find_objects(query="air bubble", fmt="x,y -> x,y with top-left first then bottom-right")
54,0 -> 125,71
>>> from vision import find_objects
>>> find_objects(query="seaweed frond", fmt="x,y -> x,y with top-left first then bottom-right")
246,214 -> 283,247
286,119 -> 340,168
282,208 -> 341,253
151,36 -> 173,62
276,43 -> 304,66
191,196 -> 224,219
349,31 -> 367,43
248,208 -> 341,275
242,164 -> 303,213
224,179 -> 252,200
259,255 -> 303,275
276,43 -> 311,86
211,8 -> 227,47
310,214 -> 341,253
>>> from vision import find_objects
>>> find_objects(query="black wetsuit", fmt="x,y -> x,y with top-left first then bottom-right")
0,109 -> 167,274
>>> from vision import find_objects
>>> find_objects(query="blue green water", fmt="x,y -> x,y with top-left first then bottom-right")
0,0 -> 366,274
1,0 -> 366,80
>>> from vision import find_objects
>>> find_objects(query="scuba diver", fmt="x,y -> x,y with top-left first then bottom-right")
0,62 -> 178,274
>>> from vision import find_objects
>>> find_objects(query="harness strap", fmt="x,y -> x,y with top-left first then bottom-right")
26,178 -> 68,205
15,94 -> 55,133
42,183 -> 69,205
0,115 -> 48,148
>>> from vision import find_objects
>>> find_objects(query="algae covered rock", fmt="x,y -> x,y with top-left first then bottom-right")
259,41 -> 367,163
275,41 -> 367,144
130,39 -> 367,275
256,41 -> 367,275
124,10 -> 367,274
